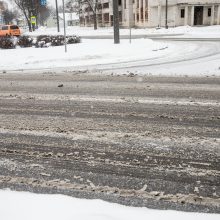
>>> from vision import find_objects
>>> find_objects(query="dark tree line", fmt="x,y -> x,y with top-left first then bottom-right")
2,9 -> 18,24
5,0 -> 100,31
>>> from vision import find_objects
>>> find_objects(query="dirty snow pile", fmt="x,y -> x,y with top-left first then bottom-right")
0,190 -> 219,220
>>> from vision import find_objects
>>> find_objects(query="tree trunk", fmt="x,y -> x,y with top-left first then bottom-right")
23,9 -> 32,32
93,1 -> 98,30
93,11 -> 97,30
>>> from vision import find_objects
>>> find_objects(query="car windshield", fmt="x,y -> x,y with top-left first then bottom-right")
1,26 -> 8,30
10,25 -> 19,30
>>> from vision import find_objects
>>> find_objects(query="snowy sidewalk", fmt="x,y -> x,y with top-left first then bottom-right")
24,25 -> 220,38
1,190 -> 219,220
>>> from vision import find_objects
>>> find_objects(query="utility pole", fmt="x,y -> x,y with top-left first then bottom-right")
30,0 -> 35,31
128,0 -> 134,43
62,0 -> 67,52
55,0 -> 60,32
165,0 -> 168,29
112,0 -> 120,44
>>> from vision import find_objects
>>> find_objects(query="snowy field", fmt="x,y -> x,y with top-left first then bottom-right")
0,190 -> 219,220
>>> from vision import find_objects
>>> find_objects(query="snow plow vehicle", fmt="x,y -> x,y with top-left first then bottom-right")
0,25 -> 21,37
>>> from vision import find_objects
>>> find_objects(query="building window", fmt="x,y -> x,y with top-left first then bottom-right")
124,0 -> 126,9
97,3 -> 102,10
208,8 -> 211,17
180,9 -> 185,18
118,0 -> 121,6
103,3 -> 109,9
104,13 -> 109,23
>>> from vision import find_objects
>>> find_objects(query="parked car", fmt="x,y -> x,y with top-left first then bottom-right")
0,25 -> 21,37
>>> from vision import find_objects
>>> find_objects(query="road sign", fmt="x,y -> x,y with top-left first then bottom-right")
31,16 -> 36,25
40,0 -> 47,6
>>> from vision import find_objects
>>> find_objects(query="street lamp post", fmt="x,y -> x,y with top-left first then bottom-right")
55,0 -> 60,32
62,0 -> 67,52
113,0 -> 120,44
30,0 -> 35,31
128,0 -> 133,43
165,0 -> 168,29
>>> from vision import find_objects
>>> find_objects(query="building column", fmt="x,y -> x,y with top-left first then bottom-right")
184,6 -> 189,26
157,4 -> 162,27
84,15 -> 87,26
191,6 -> 194,26
109,14 -> 111,26
121,0 -> 125,25
135,0 -> 137,25
139,0 -> 141,24
211,5 -> 215,25
101,4 -> 104,26
173,6 -> 178,27
217,5 -> 220,25
128,0 -> 134,27
143,0 -> 146,26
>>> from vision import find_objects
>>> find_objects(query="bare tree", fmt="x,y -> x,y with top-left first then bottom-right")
13,0 -> 33,31
66,0 -> 99,30
34,4 -> 52,26
66,0 -> 81,13
2,9 -> 18,24
86,0 -> 99,30
13,0 -> 50,31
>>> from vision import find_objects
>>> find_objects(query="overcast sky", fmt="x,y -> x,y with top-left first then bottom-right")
47,0 -> 63,7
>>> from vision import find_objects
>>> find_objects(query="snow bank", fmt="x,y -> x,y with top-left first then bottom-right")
0,39 -> 170,70
0,190 -> 219,220
2,26 -> 220,76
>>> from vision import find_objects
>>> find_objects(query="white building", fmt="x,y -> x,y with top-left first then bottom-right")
46,13 -> 79,28
59,13 -> 79,26
80,0 -> 220,28
149,0 -> 220,27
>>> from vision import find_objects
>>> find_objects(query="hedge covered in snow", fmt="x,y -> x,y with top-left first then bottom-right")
0,37 -> 17,49
0,35 -> 81,49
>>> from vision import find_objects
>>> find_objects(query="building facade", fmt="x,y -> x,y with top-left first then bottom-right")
149,0 -> 220,27
79,0 -> 220,28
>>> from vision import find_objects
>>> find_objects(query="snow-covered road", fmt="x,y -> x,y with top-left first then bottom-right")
0,73 -> 219,214
90,40 -> 220,73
